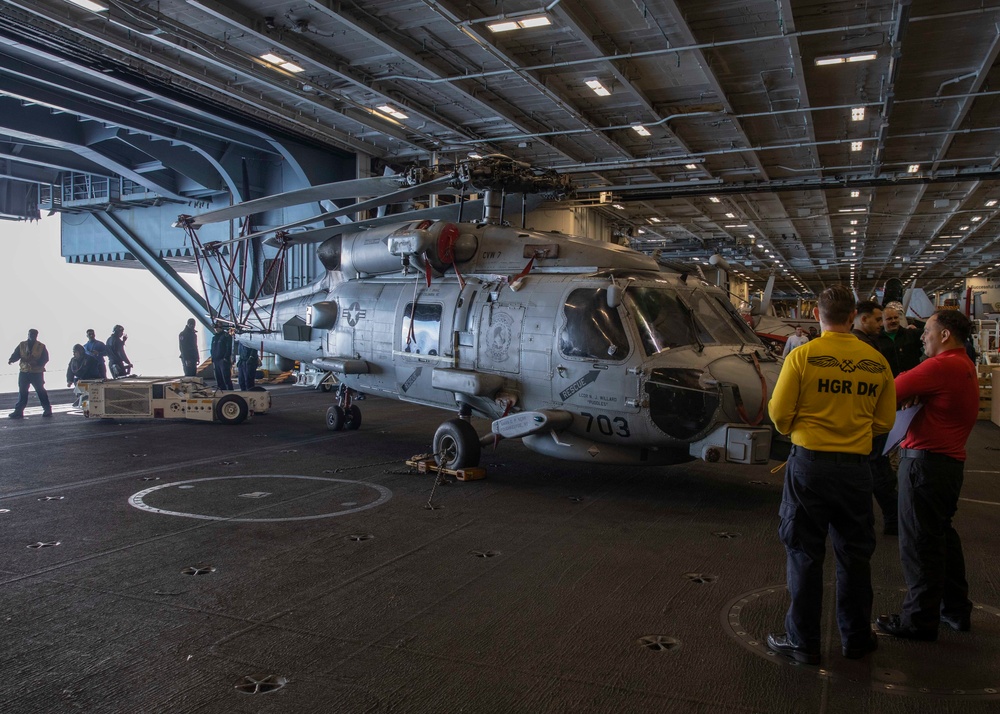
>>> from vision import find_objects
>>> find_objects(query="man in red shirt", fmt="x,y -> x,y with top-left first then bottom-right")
876,310 -> 979,640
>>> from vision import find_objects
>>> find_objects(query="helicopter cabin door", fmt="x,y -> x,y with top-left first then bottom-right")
552,286 -> 632,418
394,286 -> 456,406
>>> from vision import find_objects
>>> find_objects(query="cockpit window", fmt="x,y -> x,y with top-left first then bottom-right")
684,289 -> 757,346
626,286 -> 703,355
627,286 -> 758,356
559,288 -> 629,361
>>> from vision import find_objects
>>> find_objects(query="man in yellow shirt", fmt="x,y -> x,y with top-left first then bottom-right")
766,285 -> 896,664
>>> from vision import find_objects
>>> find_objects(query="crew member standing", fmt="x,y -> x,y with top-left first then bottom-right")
237,341 -> 260,391
7,328 -> 53,419
766,285 -> 896,664
83,328 -> 108,378
179,318 -> 200,377
106,324 -> 132,378
879,304 -> 922,375
781,325 -> 810,357
210,325 -> 234,390
876,310 -> 979,640
852,300 -> 898,534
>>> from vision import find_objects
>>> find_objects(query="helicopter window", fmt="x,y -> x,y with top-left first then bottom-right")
710,294 -> 761,344
559,289 -> 629,361
401,302 -> 441,356
626,286 -> 702,355
684,290 -> 759,345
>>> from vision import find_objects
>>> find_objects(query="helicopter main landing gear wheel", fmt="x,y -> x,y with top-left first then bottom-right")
433,419 -> 481,470
326,404 -> 362,431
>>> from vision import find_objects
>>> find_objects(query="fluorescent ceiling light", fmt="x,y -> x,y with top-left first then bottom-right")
632,125 -> 651,137
850,190 -> 860,198
65,0 -> 108,10
725,212 -> 735,219
488,15 -> 550,32
838,207 -> 866,213
850,219 -> 858,225
971,215 -> 982,222
851,141 -> 863,152
518,15 -> 552,28
612,204 -> 625,210
684,163 -> 698,170
907,164 -> 920,173
986,199 -> 998,207
851,107 -> 865,121
585,80 -> 611,97
260,53 -> 286,64
280,62 -> 305,73
815,51 -> 878,66
960,225 -> 970,230
708,196 -> 721,203
649,217 -> 661,223
377,104 -> 409,120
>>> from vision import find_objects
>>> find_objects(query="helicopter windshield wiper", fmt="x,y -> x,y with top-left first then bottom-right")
680,301 -> 704,353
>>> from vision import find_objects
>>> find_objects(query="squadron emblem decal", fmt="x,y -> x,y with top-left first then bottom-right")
806,355 -> 886,374
485,312 -> 514,362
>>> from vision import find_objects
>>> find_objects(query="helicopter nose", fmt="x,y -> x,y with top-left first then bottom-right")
706,354 -> 779,426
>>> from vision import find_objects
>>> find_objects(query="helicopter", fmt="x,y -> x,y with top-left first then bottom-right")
175,156 -> 779,471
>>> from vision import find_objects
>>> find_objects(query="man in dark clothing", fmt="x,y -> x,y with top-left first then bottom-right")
106,325 -> 132,378
877,310 -> 979,641
237,341 -> 260,391
66,344 -> 102,386
7,328 -> 52,418
84,328 -> 108,378
851,301 -> 883,351
179,319 -> 200,377
878,304 -> 922,376
853,300 -> 898,534
211,325 -> 234,390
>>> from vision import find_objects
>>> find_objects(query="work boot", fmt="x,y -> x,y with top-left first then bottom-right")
42,410 -> 53,418
7,411 -> 23,419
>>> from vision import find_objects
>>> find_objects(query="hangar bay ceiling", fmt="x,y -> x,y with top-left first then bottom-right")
2,0 -> 1000,299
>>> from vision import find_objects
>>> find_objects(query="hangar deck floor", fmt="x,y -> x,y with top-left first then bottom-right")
1,385 -> 998,714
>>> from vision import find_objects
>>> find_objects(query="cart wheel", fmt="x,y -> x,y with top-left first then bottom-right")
433,419 -> 481,470
344,405 -> 362,431
326,405 -> 345,431
215,394 -> 249,425
320,381 -> 333,393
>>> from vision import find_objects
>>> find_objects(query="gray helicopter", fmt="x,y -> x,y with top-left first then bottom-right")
176,157 -> 779,470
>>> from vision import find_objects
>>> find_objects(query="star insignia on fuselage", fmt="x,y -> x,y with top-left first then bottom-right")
806,355 -> 886,374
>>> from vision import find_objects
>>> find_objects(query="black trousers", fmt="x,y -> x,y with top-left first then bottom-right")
779,448 -> 876,652
214,359 -> 233,390
181,358 -> 198,377
237,361 -> 257,391
14,372 -> 51,412
898,454 -> 971,633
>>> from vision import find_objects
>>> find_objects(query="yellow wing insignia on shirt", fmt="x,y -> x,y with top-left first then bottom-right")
807,355 -> 887,374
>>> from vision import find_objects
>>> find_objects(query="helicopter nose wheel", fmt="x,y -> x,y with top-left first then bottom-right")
326,404 -> 362,431
433,418 -> 481,469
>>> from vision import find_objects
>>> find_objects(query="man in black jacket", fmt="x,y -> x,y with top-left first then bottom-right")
210,325 -> 234,390
179,319 -> 200,376
878,304 -> 922,376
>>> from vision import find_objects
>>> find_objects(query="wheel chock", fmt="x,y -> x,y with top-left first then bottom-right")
406,454 -> 486,481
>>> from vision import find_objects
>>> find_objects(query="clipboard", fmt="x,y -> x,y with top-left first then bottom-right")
882,404 -> 923,455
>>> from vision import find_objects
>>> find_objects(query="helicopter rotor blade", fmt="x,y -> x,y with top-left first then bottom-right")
183,176 -> 417,228
264,194 -> 545,247
239,175 -> 458,242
